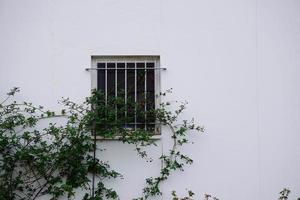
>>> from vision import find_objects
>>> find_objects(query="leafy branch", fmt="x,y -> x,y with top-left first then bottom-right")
135,92 -> 204,199
0,88 -> 204,200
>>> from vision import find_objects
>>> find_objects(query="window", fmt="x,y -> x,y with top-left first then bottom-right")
90,56 -> 161,134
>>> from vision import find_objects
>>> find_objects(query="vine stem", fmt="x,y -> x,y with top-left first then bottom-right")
91,106 -> 97,197
0,95 -> 11,105
31,182 -> 49,200
168,123 -> 178,159
92,129 -> 97,197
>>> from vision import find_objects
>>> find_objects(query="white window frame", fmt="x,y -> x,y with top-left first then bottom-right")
90,55 -> 161,137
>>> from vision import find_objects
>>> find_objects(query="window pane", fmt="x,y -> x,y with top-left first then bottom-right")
106,63 -> 116,128
97,63 -> 106,93
117,63 -> 125,123
96,63 -> 106,132
137,62 -> 145,129
117,63 -> 125,95
127,63 -> 135,128
146,62 -> 155,130
107,63 -> 116,97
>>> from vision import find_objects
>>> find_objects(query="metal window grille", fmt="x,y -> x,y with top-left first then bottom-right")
89,56 -> 162,134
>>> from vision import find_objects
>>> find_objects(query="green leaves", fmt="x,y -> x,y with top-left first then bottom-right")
171,190 -> 195,200
6,87 -> 20,96
0,88 -> 121,200
279,188 -> 291,200
0,88 -> 204,200
140,97 -> 204,199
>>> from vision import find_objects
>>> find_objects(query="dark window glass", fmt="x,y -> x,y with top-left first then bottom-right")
117,63 -> 125,95
107,63 -> 115,97
146,62 -> 155,130
117,63 -> 125,122
96,63 -> 106,131
136,63 -> 145,128
97,63 -> 106,93
126,63 -> 135,128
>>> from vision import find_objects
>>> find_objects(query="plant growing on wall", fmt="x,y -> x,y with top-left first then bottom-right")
2,88 -> 299,200
278,188 -> 300,200
170,190 -> 220,200
0,88 -> 204,200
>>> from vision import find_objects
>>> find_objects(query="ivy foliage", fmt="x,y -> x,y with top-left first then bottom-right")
0,88 -> 203,200
171,190 -> 219,200
278,188 -> 300,200
171,190 -> 195,200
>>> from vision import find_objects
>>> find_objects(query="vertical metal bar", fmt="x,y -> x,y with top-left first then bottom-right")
134,62 -> 137,131
155,59 -> 158,134
115,62 -> 117,98
115,62 -> 117,123
105,62 -> 107,105
144,61 -> 147,131
125,62 -> 127,128
154,59 -> 159,135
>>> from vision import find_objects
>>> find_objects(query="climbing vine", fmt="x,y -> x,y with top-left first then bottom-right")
278,188 -> 300,200
1,88 -> 299,200
0,88 -> 203,200
170,190 -> 219,200
135,92 -> 204,199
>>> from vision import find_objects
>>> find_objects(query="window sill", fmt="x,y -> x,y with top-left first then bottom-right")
91,134 -> 161,140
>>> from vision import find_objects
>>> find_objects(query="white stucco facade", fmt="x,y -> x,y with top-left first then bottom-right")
0,0 -> 300,199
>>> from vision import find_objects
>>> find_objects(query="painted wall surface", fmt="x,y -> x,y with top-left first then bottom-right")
0,0 -> 300,199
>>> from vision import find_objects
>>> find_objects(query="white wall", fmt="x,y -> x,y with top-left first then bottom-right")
0,0 -> 300,199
